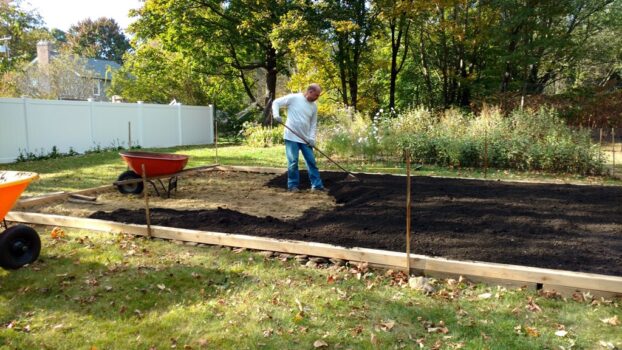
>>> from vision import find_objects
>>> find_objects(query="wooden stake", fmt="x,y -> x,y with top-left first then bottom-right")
612,128 -> 616,177
214,111 -> 219,164
405,152 -> 412,274
141,163 -> 152,238
599,128 -> 603,164
484,128 -> 488,179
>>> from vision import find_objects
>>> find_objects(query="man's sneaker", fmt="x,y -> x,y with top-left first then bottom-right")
288,187 -> 300,193
311,187 -> 326,192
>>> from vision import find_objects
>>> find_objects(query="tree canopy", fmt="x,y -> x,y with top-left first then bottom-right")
3,0 -> 622,122
67,17 -> 131,63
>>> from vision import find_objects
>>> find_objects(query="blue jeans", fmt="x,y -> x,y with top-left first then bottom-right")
285,140 -> 324,190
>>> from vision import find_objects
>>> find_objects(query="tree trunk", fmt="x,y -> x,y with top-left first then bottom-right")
262,47 -> 278,125
418,28 -> 433,107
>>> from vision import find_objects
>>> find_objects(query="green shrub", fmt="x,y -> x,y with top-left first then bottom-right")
242,122 -> 284,147
322,105 -> 603,175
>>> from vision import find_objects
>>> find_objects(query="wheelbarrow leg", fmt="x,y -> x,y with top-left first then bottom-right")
146,180 -> 162,197
1,219 -> 7,230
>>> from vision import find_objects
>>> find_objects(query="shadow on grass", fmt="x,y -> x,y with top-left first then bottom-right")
0,252 -> 246,322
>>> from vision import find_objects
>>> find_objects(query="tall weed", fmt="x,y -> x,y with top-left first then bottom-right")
322,105 -> 602,175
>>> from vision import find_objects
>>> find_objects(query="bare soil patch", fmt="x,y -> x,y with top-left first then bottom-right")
35,170 -> 622,276
36,171 -> 336,221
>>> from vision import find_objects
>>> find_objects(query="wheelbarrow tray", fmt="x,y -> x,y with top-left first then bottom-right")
0,171 -> 39,220
119,151 -> 189,178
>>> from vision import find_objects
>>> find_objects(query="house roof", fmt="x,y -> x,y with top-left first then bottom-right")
84,58 -> 121,80
28,51 -> 121,81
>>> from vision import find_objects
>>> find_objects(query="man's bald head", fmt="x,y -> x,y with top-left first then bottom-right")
305,83 -> 322,102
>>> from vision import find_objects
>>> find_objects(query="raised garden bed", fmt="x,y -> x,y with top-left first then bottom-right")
73,170 -> 622,277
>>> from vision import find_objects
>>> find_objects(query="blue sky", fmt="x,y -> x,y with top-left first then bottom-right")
23,0 -> 143,32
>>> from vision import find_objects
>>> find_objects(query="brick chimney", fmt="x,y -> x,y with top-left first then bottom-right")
36,40 -> 52,66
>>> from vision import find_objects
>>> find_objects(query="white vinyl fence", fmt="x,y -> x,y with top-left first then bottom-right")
0,98 -> 214,164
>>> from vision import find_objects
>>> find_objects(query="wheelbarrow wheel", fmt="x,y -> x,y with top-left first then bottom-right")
116,170 -> 144,194
0,225 -> 41,269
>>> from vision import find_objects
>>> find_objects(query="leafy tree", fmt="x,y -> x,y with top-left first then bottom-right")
376,0 -> 412,111
131,0 -> 314,124
0,0 -> 50,72
50,28 -> 67,44
318,0 -> 379,110
109,39 -> 246,109
67,17 -> 130,63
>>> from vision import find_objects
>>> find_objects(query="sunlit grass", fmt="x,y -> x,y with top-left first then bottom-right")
7,141 -> 622,196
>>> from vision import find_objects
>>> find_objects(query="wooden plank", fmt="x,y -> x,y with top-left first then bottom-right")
67,198 -> 102,205
420,257 -> 622,294
5,211 -> 419,268
6,211 -> 622,295
425,270 -> 538,290
68,193 -> 97,201
541,283 -> 619,299
15,185 -> 113,209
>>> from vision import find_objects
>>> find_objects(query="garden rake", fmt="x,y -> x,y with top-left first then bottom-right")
277,121 -> 360,183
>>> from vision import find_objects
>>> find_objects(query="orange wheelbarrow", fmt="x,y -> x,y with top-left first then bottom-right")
0,171 -> 41,269
115,151 -> 189,197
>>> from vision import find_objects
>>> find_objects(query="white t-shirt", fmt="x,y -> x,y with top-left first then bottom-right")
272,93 -> 318,144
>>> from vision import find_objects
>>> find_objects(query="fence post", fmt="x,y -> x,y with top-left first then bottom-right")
21,96 -> 31,154
177,103 -> 183,146
137,101 -> 144,148
88,98 -> 94,147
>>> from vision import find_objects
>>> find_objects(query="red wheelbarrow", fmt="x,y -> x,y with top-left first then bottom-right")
0,171 -> 41,269
115,151 -> 190,197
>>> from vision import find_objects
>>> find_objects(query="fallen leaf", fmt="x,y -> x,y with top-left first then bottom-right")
525,326 -> 540,337
600,315 -> 620,326
555,330 -> 568,337
370,332 -> 378,346
50,227 -> 66,239
379,319 -> 395,332
427,326 -> 449,334
313,340 -> 328,348
525,297 -> 542,312
478,293 -> 492,299
157,284 -> 166,290
293,311 -> 304,323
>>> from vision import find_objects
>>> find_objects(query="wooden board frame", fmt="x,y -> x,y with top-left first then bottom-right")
6,211 -> 622,296
7,165 -> 622,296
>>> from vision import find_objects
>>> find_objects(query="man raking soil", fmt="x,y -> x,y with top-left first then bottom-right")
272,84 -> 358,191
272,84 -> 327,192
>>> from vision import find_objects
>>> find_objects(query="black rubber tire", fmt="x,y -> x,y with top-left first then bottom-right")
0,225 -> 41,269
116,170 -> 144,194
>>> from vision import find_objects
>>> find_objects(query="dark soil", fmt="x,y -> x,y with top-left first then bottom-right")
91,171 -> 622,276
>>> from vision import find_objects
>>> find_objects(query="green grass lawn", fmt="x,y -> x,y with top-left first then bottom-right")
0,228 -> 620,349
8,142 -> 622,196
1,142 -> 621,349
